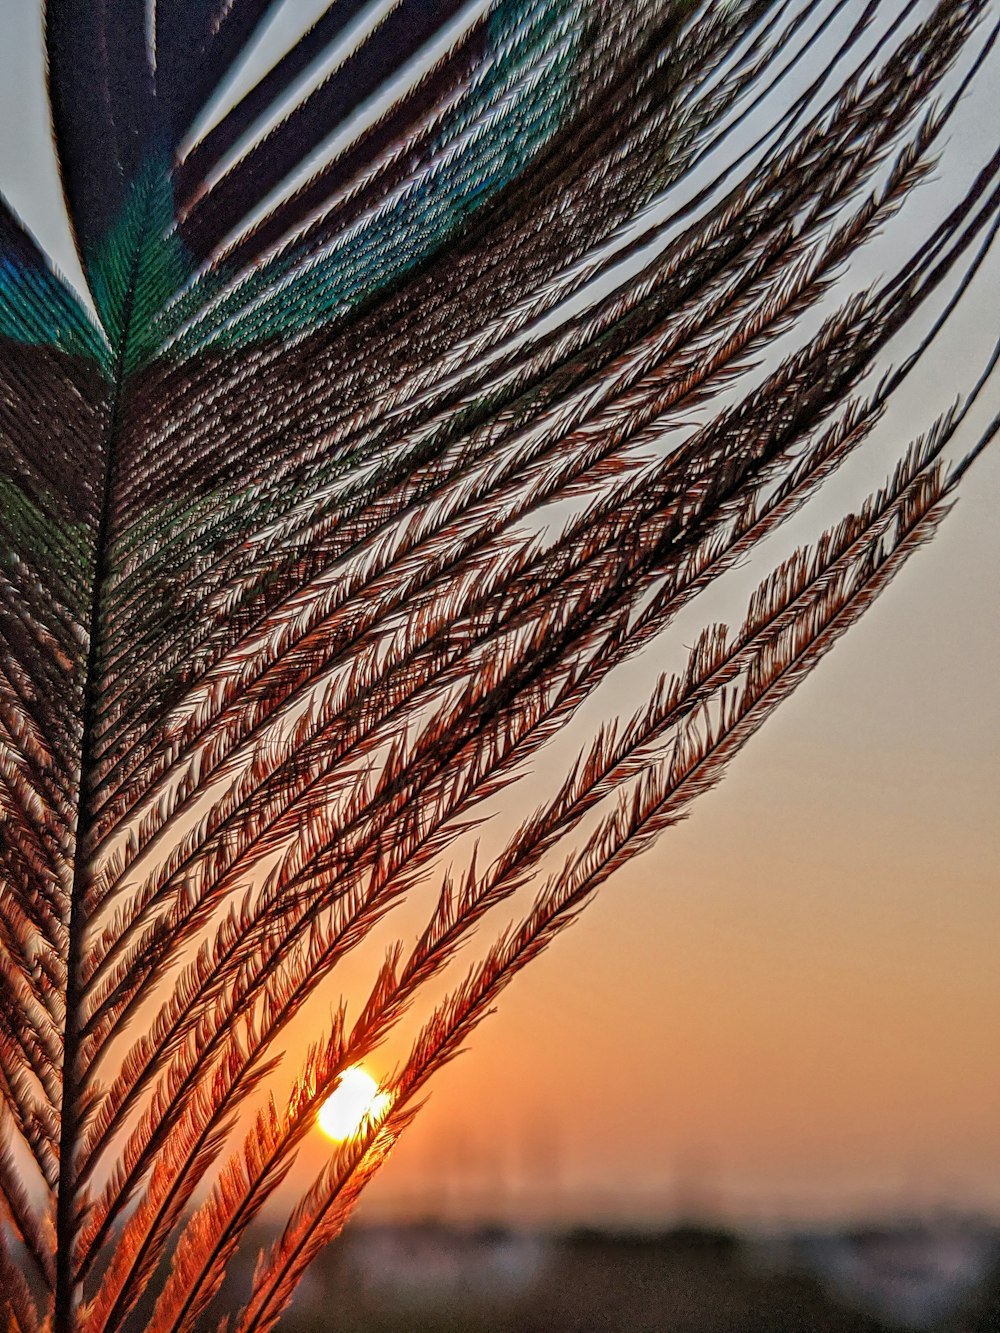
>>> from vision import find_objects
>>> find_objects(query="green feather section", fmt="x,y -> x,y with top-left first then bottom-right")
86,156 -> 190,373
0,474 -> 92,608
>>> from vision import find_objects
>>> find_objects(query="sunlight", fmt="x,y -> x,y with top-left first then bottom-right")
317,1066 -> 390,1142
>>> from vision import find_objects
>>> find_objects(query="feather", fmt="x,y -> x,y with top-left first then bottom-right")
0,2 -> 997,1329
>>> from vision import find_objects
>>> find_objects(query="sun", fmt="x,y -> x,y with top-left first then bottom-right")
317,1066 -> 390,1142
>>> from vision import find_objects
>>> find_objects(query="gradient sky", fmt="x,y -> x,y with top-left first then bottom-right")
1,0 -> 997,1229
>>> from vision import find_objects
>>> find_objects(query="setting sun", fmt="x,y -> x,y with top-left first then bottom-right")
317,1067 -> 390,1142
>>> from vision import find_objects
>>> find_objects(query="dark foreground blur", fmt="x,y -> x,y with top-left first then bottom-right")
224,1218 -> 1000,1332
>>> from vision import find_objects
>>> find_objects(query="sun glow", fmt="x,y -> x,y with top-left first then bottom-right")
317,1066 -> 390,1142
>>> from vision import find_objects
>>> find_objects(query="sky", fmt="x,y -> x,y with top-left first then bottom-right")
0,0 -> 997,1230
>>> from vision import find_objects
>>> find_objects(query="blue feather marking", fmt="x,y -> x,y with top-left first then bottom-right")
0,200 -> 105,363
162,0 -> 584,355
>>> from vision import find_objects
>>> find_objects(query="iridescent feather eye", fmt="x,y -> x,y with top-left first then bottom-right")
1,3 -> 998,1331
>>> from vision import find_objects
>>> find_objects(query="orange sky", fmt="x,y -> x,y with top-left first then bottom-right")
295,431 -> 1000,1229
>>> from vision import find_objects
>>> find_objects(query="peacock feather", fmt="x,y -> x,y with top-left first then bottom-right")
0,2 -> 998,1329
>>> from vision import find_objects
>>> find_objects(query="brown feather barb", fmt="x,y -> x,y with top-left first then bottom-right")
0,2 -> 998,1329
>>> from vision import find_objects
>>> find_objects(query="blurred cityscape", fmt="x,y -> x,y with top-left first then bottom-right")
216,1214 -> 1000,1331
